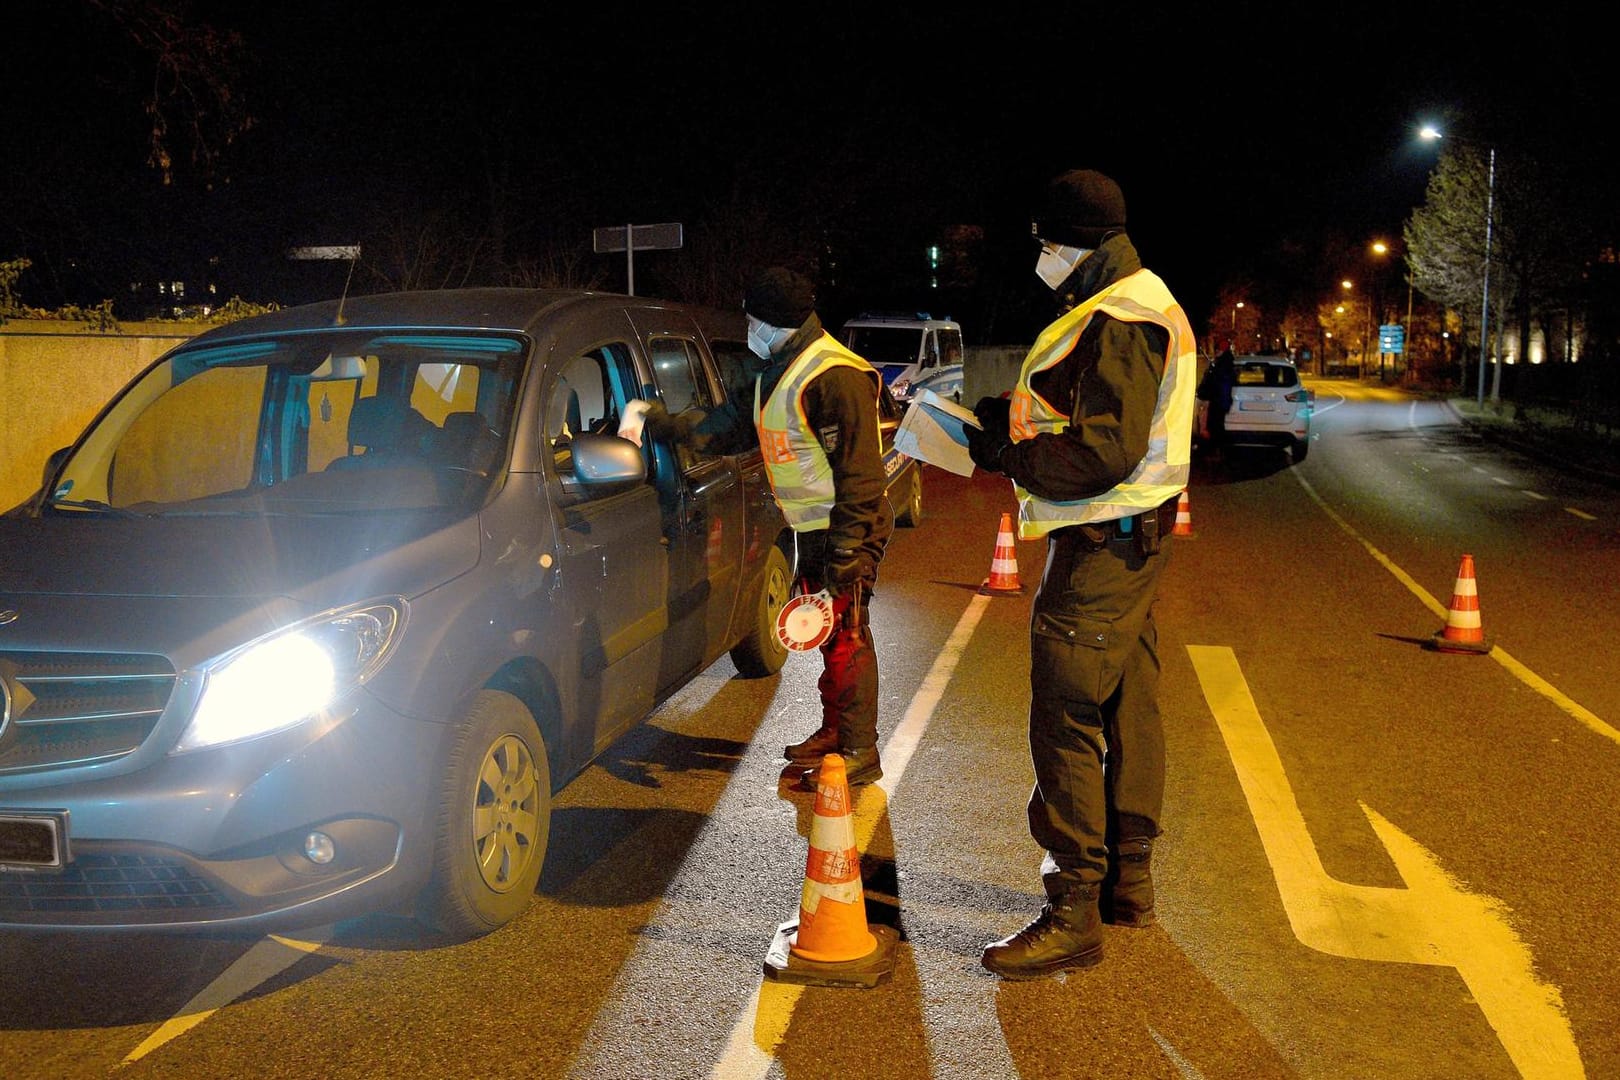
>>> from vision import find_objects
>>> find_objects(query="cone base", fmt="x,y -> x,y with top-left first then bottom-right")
978,579 -> 1025,596
1427,629 -> 1491,654
764,920 -> 899,989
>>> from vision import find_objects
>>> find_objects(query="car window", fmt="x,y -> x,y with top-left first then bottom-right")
707,337 -> 762,454
1235,362 -> 1298,388
648,336 -> 721,470
647,337 -> 714,415
548,343 -> 637,481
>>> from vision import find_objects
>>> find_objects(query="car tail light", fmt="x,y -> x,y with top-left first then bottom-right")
1284,390 -> 1310,403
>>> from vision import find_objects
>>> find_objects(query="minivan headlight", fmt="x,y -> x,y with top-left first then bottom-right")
176,601 -> 405,752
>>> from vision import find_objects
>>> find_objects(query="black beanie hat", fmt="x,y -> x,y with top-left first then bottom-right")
1034,169 -> 1127,249
744,267 -> 816,329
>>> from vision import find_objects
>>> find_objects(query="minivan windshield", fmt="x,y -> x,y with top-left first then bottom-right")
47,330 -> 526,516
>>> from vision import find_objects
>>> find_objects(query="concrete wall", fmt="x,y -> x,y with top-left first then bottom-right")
962,345 -> 1028,405
1,320 -> 210,510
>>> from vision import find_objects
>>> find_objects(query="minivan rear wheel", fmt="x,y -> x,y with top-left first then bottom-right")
1290,438 -> 1310,463
420,690 -> 550,939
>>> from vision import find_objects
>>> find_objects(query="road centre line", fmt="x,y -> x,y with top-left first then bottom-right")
1523,489 -> 1550,500
712,592 -> 1002,1080
1290,470 -> 1620,748
1186,645 -> 1582,1079
1565,506 -> 1596,520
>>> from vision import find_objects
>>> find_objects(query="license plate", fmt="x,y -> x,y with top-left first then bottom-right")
1238,401 -> 1275,411
0,812 -> 68,869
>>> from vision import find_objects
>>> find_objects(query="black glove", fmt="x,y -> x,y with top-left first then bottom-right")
973,395 -> 1012,440
966,424 -> 1012,474
824,547 -> 872,594
638,399 -> 674,438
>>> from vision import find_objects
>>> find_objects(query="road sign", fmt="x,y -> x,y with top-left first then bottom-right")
592,223 -> 683,253
591,223 -> 683,295
1378,324 -> 1405,354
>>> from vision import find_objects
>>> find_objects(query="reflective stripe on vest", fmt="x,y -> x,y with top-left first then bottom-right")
1010,269 -> 1197,540
754,333 -> 882,531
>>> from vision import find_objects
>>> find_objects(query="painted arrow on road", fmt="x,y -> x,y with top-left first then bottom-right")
1188,644 -> 1582,1080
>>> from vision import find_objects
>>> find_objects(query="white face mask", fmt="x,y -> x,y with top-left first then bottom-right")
747,315 -> 794,359
1034,241 -> 1092,290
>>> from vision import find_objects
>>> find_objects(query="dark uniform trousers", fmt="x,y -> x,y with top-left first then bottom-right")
1026,512 -> 1170,892
799,528 -> 879,751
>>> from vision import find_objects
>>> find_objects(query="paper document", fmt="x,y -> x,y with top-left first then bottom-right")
894,388 -> 983,476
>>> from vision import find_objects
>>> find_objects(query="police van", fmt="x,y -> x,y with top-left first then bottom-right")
839,312 -> 964,404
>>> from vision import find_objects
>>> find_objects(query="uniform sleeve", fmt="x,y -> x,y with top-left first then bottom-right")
802,366 -> 894,560
1001,315 -> 1169,502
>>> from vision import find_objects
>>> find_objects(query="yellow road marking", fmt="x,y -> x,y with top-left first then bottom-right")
1188,645 -> 1583,1079
1292,470 -> 1620,747
120,928 -> 330,1066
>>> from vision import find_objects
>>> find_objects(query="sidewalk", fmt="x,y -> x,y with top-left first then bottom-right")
1441,393 -> 1620,490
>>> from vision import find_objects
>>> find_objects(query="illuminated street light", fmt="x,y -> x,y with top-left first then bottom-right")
1231,301 -> 1244,332
1372,239 -> 1416,381
1420,123 -> 1495,408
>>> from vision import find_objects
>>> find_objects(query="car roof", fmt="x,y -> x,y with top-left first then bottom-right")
181,288 -> 743,345
1235,354 -> 1296,365
842,313 -> 960,330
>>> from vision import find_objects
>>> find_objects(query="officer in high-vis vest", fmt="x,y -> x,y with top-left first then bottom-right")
966,169 -> 1197,979
746,267 -> 893,790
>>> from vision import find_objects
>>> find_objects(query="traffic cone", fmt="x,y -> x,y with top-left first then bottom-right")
1427,553 -> 1491,654
979,512 -> 1024,595
763,753 -> 897,988
1171,490 -> 1194,538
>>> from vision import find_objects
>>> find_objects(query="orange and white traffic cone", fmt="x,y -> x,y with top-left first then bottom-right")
1427,554 -> 1491,654
763,753 -> 898,988
1171,490 -> 1194,538
979,511 -> 1024,595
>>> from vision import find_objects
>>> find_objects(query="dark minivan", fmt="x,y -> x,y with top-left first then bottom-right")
0,288 -> 923,939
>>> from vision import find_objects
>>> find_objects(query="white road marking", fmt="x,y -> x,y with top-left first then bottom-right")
710,592 -> 994,1080
1187,645 -> 1584,1080
1523,490 -> 1550,500
1565,507 -> 1595,520
1148,1024 -> 1207,1078
119,927 -> 331,1066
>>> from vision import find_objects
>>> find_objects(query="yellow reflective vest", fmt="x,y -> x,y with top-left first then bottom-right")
1009,269 -> 1197,540
754,333 -> 882,532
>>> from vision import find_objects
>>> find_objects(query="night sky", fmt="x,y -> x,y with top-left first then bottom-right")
4,1 -> 1610,339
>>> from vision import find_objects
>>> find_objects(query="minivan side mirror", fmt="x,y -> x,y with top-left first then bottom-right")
570,433 -> 647,493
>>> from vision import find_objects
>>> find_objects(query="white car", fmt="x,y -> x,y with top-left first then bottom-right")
839,312 -> 964,404
1199,354 -> 1313,462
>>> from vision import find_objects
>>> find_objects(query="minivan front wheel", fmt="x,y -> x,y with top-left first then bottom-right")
420,690 -> 550,939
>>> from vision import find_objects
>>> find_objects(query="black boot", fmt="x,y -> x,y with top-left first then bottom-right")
1102,837 -> 1155,927
784,724 -> 840,764
794,744 -> 881,790
980,884 -> 1103,979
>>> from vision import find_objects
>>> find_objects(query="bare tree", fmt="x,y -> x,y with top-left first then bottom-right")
86,0 -> 255,186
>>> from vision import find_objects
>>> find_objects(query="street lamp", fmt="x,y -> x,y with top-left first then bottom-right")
1231,301 -> 1244,333
1369,239 -> 1411,381
1420,124 -> 1495,409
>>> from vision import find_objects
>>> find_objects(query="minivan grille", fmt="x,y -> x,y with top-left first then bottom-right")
0,853 -> 230,915
0,651 -> 176,774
